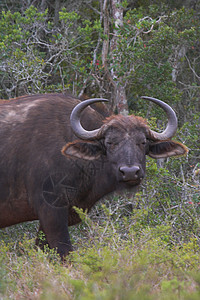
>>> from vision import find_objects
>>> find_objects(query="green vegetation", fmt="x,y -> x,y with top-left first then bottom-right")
1,199 -> 200,299
0,0 -> 199,299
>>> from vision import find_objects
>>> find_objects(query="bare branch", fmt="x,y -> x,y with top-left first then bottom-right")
185,55 -> 200,80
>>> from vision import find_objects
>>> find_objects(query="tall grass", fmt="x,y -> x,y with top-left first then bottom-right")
1,198 -> 200,300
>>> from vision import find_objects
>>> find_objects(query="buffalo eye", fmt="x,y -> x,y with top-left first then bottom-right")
105,140 -> 119,152
106,139 -> 118,146
106,141 -> 116,148
144,139 -> 150,154
137,139 -> 146,147
137,139 -> 149,154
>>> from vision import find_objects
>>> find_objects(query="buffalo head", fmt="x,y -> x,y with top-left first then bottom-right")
62,97 -> 188,188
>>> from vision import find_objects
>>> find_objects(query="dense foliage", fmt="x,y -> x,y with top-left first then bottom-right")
0,0 -> 199,298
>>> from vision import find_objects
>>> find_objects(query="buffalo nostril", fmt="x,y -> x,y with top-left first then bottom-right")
119,167 -> 125,176
135,167 -> 140,176
119,165 -> 141,181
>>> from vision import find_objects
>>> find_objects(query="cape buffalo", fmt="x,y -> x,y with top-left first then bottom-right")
0,93 -> 188,258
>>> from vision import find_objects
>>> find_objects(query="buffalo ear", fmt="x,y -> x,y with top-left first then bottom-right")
62,140 -> 105,160
148,140 -> 188,159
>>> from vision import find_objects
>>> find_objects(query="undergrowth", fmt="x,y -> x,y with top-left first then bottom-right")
1,202 -> 200,300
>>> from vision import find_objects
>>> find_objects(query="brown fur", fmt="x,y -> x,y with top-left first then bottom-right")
103,114 -> 148,129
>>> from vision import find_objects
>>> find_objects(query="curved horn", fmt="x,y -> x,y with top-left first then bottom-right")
70,98 -> 109,140
141,96 -> 178,140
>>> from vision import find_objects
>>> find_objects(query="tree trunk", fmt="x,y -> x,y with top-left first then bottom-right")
41,0 -> 47,11
102,0 -> 129,114
171,46 -> 186,82
54,0 -> 61,26
110,0 -> 128,115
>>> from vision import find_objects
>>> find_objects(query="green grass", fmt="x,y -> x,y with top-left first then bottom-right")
1,202 -> 200,300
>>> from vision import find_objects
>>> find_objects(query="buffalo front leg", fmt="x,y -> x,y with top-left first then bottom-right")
38,205 -> 73,259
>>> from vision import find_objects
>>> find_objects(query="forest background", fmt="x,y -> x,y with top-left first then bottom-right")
0,0 -> 200,299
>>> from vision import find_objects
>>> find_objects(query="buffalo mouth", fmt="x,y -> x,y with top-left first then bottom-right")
120,178 -> 143,186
